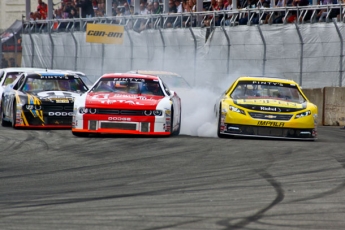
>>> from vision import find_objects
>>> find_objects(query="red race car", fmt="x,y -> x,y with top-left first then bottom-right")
72,73 -> 182,137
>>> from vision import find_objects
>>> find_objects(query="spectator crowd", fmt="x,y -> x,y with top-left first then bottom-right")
29,0 -> 344,26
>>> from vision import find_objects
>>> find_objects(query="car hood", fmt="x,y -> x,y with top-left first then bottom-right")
28,91 -> 80,103
233,99 -> 307,112
85,92 -> 165,109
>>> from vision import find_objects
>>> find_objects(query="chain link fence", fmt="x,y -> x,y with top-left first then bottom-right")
17,6 -> 345,88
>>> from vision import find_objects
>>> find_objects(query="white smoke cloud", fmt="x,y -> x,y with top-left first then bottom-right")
178,87 -> 218,137
176,73 -> 246,138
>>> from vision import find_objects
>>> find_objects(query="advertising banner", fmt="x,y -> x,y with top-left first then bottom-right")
86,24 -> 124,44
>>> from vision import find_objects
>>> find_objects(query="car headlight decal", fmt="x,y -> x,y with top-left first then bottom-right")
153,110 -> 162,116
229,105 -> 246,115
89,108 -> 97,114
79,107 -> 98,114
144,110 -> 152,116
79,107 -> 88,114
144,110 -> 162,116
295,110 -> 311,119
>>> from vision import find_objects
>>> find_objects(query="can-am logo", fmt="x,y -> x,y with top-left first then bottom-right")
260,107 -> 280,112
48,112 -> 73,116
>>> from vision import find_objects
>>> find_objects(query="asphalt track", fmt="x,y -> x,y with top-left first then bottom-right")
0,126 -> 345,230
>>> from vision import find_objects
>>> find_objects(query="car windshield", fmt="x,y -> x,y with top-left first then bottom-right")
92,78 -> 164,96
158,74 -> 191,88
230,81 -> 306,103
3,72 -> 21,86
21,77 -> 88,93
79,75 -> 93,86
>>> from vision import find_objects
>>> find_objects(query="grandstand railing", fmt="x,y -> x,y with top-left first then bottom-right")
22,5 -> 345,33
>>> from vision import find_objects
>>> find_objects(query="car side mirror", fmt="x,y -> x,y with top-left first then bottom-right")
165,88 -> 171,96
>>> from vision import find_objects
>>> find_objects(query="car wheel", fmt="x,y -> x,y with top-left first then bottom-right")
173,108 -> 181,136
1,100 -> 11,127
72,131 -> 89,137
217,104 -> 226,138
169,108 -> 174,136
12,101 -> 18,129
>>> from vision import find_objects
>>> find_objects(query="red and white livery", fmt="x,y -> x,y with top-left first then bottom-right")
72,73 -> 182,137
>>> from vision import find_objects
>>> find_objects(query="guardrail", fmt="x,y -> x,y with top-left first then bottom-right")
22,4 -> 345,33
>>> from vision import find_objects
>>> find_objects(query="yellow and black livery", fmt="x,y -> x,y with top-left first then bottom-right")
215,76 -> 318,140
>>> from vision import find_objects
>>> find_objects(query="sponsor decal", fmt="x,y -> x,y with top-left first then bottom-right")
112,78 -> 145,82
252,81 -> 284,86
56,99 -> 69,103
165,110 -> 171,117
40,75 -> 69,79
257,121 -> 285,127
99,99 -> 144,105
264,115 -> 276,119
86,24 -> 124,44
108,117 -> 131,121
48,112 -> 73,116
91,94 -> 147,100
260,106 -> 281,112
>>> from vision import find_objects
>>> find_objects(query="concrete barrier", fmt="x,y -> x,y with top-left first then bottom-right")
302,88 -> 324,126
323,87 -> 345,126
303,87 -> 345,126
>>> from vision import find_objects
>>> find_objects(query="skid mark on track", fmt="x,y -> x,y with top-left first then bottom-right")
216,170 -> 285,229
288,156 -> 345,203
141,219 -> 203,230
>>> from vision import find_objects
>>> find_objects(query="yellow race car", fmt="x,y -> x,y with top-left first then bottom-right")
215,76 -> 318,140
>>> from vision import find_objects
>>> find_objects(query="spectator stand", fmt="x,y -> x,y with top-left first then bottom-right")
23,0 -> 345,34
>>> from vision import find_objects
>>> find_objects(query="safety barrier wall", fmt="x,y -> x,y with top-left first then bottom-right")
323,87 -> 345,126
303,87 -> 345,126
303,88 -> 324,125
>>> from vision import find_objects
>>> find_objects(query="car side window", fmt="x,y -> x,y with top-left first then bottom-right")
162,83 -> 171,96
0,71 -> 4,85
13,74 -> 25,90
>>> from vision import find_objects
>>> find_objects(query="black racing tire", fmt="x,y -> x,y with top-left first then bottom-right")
169,108 -> 174,136
217,104 -> 226,138
72,131 -> 90,137
173,107 -> 181,136
11,101 -> 18,129
1,100 -> 11,127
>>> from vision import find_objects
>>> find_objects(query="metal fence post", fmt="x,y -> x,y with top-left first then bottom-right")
124,27 -> 133,71
189,27 -> 197,87
158,27 -> 166,70
333,21 -> 343,87
0,39 -> 2,68
221,24 -> 230,76
48,28 -> 54,69
101,43 -> 104,75
70,29 -> 78,71
257,25 -> 266,76
29,27 -> 35,67
295,23 -> 304,86
12,29 -> 18,67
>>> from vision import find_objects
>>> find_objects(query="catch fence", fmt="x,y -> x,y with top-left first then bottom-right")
18,5 -> 345,88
